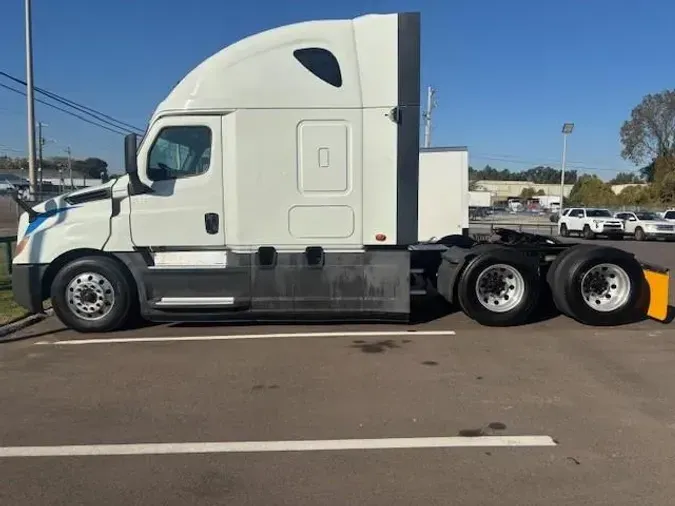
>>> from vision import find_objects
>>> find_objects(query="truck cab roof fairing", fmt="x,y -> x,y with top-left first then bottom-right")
151,12 -> 420,119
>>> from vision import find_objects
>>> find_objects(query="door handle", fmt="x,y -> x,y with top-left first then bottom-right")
205,213 -> 219,235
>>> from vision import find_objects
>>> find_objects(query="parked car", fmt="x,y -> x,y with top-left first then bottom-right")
614,211 -> 675,241
0,173 -> 30,194
661,209 -> 675,222
558,207 -> 624,239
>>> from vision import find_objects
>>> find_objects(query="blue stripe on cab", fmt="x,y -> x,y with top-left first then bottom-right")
25,207 -> 76,236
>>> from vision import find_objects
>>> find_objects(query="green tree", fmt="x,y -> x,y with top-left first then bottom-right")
639,159 -> 657,182
469,164 -> 578,184
659,171 -> 675,204
609,172 -> 642,185
620,90 -> 675,165
519,187 -> 537,199
568,175 -> 618,207
0,155 -> 110,182
71,157 -> 108,179
535,189 -> 546,196
617,185 -> 652,206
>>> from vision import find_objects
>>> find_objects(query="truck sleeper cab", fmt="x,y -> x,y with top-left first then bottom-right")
11,12 -> 670,332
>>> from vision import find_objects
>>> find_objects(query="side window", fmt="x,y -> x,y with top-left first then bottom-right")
293,47 -> 343,88
616,213 -> 627,220
570,209 -> 582,217
147,126 -> 212,182
665,211 -> 675,220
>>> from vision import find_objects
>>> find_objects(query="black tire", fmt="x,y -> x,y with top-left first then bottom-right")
546,245 -> 595,317
456,247 -> 540,326
548,245 -> 647,326
634,227 -> 646,241
560,223 -> 569,237
50,255 -> 135,333
582,225 -> 595,240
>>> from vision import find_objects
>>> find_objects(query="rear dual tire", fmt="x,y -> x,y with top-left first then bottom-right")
546,245 -> 647,326
455,244 -> 647,327
456,247 -> 540,326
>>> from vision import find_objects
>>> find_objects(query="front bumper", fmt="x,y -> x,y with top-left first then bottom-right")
594,223 -> 624,234
12,263 -> 48,314
643,229 -> 675,238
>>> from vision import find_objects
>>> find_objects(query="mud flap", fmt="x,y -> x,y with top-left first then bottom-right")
641,262 -> 670,321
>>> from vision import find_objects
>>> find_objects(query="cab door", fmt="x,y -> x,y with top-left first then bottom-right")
129,115 -> 225,247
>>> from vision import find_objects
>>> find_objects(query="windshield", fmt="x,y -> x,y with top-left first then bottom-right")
587,209 -> 612,217
635,212 -> 659,220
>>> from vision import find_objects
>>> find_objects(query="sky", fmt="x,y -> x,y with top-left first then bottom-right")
1,0 -> 674,179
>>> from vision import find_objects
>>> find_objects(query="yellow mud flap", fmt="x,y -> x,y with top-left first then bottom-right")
641,262 -> 670,322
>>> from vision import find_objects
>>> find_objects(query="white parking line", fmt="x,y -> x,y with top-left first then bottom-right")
0,436 -> 556,457
38,329 -> 456,346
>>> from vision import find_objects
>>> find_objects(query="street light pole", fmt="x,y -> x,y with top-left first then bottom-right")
24,0 -> 37,199
560,123 -> 574,211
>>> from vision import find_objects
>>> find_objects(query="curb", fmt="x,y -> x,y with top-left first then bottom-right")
0,308 -> 54,341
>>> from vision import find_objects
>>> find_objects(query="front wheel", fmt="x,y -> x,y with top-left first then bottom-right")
560,223 -> 569,237
634,227 -> 646,241
583,225 -> 595,240
51,256 -> 136,333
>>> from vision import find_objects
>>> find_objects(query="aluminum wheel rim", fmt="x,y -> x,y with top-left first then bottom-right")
475,263 -> 526,313
580,263 -> 631,312
65,272 -> 115,321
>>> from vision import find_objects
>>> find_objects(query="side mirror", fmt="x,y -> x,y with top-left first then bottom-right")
124,133 -> 138,174
124,133 -> 152,195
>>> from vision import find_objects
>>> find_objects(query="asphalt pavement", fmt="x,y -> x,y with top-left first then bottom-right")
1,309 -> 674,505
1,236 -> 675,505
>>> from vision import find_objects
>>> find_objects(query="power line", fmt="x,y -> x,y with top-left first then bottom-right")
0,82 -> 128,136
0,70 -> 143,133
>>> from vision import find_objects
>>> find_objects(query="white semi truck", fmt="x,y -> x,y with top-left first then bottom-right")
11,12 -> 669,332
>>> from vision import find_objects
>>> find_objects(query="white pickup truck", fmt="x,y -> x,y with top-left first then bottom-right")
558,207 -> 624,240
614,210 -> 675,241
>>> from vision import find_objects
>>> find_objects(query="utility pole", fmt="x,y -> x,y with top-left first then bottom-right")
24,0 -> 37,198
37,121 -> 45,193
65,146 -> 73,189
422,86 -> 437,148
